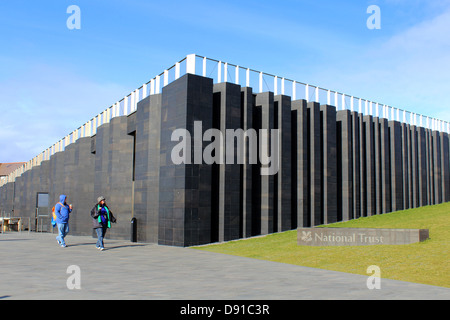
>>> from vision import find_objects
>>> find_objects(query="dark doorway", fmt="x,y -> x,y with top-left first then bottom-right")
36,192 -> 49,232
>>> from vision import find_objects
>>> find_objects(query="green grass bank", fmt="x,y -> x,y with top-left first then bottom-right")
193,203 -> 450,288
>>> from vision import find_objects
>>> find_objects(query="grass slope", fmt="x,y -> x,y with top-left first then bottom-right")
193,203 -> 450,288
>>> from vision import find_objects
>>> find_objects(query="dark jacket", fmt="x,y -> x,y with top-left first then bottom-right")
91,204 -> 116,229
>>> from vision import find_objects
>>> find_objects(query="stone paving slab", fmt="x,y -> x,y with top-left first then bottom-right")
0,232 -> 449,300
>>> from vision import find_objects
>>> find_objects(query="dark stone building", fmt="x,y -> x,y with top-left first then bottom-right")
1,71 -> 449,246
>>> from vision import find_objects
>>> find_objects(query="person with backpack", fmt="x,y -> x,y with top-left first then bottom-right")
91,196 -> 116,250
54,195 -> 73,248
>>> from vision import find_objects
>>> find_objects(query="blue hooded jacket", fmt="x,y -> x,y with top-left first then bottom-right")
55,195 -> 71,224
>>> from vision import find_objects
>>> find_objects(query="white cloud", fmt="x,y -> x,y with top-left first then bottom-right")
307,5 -> 450,123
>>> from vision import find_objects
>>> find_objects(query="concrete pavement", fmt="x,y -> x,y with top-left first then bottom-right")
0,232 -> 449,300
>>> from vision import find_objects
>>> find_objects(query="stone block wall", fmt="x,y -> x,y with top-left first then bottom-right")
1,73 -> 449,246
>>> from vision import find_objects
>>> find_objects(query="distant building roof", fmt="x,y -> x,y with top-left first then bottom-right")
0,163 -> 26,177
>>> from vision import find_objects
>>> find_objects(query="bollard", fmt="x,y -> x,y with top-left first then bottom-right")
130,217 -> 137,242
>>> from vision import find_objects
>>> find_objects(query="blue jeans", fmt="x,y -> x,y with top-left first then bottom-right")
56,223 -> 69,246
95,226 -> 107,248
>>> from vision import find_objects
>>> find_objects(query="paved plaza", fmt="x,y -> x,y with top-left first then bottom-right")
0,232 -> 449,300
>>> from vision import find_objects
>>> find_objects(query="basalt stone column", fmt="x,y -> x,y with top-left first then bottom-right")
351,112 -> 361,219
379,118 -> 391,213
213,82 -> 242,242
8,182 -> 16,215
406,124 -> 413,208
307,101 -> 322,226
374,117 -> 382,215
48,151 -> 66,217
23,172 -> 35,226
321,104 -> 337,224
2,183 -> 7,212
16,171 -> 27,219
424,129 -> 430,205
410,125 -> 419,208
94,116 -> 134,240
255,92 -> 275,234
0,184 -> 6,213
0,184 -> 5,212
35,160 -> 50,230
61,142 -> 77,231
337,110 -> 353,222
426,129 -> 434,205
30,166 -> 41,206
358,114 -> 367,217
363,115 -> 376,216
402,123 -> 411,209
274,95 -> 292,231
389,121 -> 403,211
159,73 -> 213,247
33,165 -> 45,214
133,94 -> 162,243
417,127 -> 428,206
93,123 -> 110,207
291,99 -> 308,228
251,91 -> 262,236
39,160 -> 50,200
17,168 -> 35,227
432,131 -> 442,204
0,185 -> 3,211
70,137 -> 95,236
358,113 -> 366,217
241,87 -> 254,237
13,175 -> 24,219
28,166 -> 40,219
440,132 -> 450,202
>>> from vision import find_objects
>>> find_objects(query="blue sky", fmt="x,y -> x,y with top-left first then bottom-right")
1,0 -> 450,162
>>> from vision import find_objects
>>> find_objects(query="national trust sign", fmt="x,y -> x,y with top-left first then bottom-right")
298,228 -> 429,246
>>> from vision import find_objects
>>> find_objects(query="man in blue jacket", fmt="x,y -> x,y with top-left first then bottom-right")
55,195 -> 73,247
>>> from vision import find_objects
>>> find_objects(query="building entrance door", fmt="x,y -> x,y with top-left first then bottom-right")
36,193 -> 49,232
